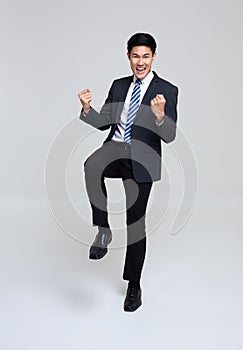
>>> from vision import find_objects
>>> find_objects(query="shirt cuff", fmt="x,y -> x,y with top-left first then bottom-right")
81,107 -> 90,117
155,118 -> 165,126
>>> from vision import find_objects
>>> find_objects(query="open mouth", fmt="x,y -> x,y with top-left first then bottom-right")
136,67 -> 146,73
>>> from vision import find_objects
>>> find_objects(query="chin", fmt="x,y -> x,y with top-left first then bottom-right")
134,70 -> 149,80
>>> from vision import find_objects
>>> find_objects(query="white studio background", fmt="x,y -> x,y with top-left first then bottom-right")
1,0 -> 242,350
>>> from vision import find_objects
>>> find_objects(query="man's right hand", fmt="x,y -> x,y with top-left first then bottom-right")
77,89 -> 92,114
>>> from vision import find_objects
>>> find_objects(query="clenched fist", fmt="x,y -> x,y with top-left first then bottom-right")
77,89 -> 92,114
150,94 -> 166,123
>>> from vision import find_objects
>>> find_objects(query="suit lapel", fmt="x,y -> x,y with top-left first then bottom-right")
141,74 -> 159,104
120,75 -> 133,101
134,72 -> 160,122
114,75 -> 133,122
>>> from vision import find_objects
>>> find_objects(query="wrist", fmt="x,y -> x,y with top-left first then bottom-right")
156,112 -> 165,123
83,107 -> 91,114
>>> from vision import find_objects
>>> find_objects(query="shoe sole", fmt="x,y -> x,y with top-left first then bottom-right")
124,301 -> 142,312
89,247 -> 108,260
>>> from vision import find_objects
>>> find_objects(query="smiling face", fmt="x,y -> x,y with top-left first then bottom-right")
127,45 -> 156,80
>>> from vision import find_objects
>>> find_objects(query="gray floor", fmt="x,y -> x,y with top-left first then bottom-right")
0,195 -> 242,350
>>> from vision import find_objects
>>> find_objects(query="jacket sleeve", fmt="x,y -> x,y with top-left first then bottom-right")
78,81 -> 115,131
155,86 -> 178,143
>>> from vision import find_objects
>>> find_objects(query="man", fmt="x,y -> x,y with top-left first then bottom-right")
78,33 -> 178,312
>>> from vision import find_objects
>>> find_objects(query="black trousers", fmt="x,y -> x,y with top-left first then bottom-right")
83,140 -> 153,282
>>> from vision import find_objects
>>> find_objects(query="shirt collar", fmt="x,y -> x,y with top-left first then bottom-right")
133,70 -> 154,85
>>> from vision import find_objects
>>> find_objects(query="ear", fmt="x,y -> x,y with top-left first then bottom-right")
152,52 -> 157,61
127,52 -> 130,60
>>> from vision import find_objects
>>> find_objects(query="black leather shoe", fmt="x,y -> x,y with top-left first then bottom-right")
124,286 -> 142,312
89,228 -> 112,260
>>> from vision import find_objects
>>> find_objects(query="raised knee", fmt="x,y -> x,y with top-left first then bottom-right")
84,155 -> 103,174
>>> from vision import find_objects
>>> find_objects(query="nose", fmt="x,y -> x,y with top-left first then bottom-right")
138,57 -> 143,65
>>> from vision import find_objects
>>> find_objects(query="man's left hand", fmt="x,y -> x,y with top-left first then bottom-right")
150,94 -> 166,123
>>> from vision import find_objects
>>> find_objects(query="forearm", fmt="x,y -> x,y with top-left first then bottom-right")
79,105 -> 111,131
78,81 -> 115,131
155,87 -> 178,143
155,114 -> 177,143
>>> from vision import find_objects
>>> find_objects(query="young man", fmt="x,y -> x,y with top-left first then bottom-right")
78,33 -> 178,312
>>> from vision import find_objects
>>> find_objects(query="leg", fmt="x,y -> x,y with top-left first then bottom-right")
121,162 -> 153,282
84,142 -> 124,259
121,160 -> 153,312
84,141 -> 122,228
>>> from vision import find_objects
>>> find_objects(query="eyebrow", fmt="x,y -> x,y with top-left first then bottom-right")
132,53 -> 151,57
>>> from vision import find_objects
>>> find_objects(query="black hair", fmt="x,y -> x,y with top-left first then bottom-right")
127,33 -> 157,54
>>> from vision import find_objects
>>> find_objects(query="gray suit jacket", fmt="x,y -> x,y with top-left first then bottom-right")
79,71 -> 178,182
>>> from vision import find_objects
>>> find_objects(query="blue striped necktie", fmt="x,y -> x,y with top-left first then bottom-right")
124,79 -> 142,144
